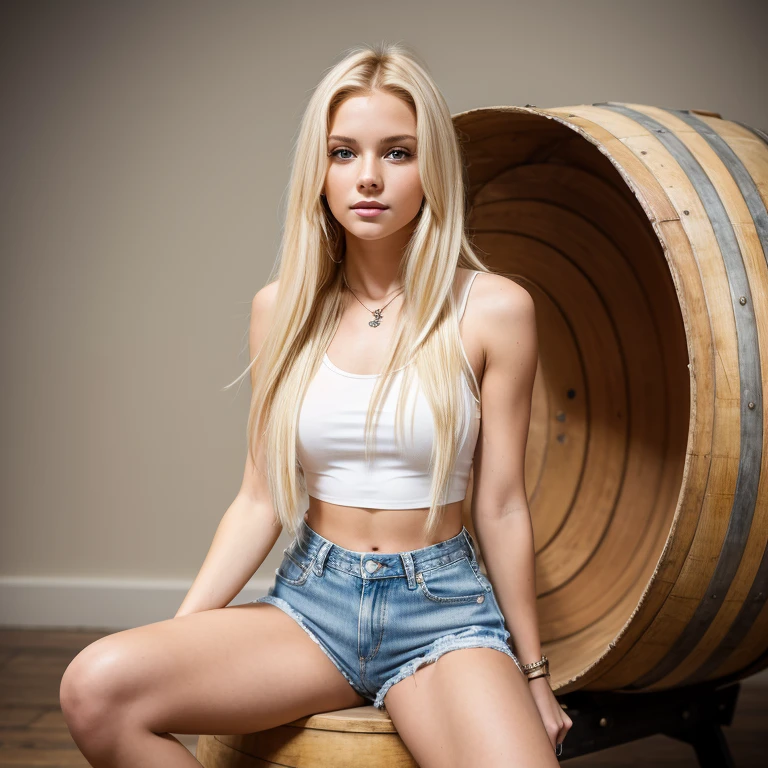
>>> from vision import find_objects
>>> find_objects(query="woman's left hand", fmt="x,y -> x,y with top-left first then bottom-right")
527,676 -> 572,757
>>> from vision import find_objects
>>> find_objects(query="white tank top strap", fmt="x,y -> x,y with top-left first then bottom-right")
457,270 -> 482,403
458,269 -> 480,321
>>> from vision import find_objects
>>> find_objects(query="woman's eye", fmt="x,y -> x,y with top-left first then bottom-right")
329,148 -> 412,161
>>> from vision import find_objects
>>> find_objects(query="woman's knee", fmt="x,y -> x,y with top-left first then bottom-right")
60,636 -> 137,735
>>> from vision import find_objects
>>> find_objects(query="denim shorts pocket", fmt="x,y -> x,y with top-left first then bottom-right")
416,555 -> 488,604
275,545 -> 315,586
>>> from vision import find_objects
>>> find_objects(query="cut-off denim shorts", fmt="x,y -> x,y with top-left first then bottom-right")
251,517 -> 524,711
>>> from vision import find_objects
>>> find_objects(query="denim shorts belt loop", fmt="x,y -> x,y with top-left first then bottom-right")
462,526 -> 478,560
252,516 -> 524,711
399,551 -> 417,590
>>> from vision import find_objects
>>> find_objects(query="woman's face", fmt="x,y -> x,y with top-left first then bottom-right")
323,90 -> 424,241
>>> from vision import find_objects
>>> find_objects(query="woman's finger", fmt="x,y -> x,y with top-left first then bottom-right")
555,718 -> 572,753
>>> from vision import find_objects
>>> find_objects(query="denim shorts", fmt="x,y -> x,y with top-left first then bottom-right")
251,517 -> 523,711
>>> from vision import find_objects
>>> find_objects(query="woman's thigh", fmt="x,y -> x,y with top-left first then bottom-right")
60,602 -> 367,737
383,647 -> 559,768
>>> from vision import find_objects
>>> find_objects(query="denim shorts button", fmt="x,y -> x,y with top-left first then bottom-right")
364,560 -> 378,573
477,595 -> 485,603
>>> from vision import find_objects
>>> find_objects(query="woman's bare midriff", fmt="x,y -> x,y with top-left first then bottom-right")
304,499 -> 465,554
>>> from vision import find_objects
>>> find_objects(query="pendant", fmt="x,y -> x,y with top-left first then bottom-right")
369,308 -> 383,327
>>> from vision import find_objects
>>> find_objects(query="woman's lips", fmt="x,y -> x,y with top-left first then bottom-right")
352,207 -> 388,217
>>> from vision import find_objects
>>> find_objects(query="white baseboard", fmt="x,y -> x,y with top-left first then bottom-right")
0,575 -> 275,630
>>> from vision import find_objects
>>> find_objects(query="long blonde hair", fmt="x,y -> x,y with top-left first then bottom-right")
227,42 -> 489,541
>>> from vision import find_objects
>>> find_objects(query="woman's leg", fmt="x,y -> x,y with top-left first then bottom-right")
383,646 -> 558,768
59,602 -> 366,767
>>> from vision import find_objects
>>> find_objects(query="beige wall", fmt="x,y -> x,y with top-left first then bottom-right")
2,0 -> 766,627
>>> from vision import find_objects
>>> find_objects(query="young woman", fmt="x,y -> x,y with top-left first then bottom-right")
60,43 -> 571,767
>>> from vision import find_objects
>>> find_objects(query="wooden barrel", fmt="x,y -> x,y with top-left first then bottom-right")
456,101 -> 768,693
196,707 -> 416,767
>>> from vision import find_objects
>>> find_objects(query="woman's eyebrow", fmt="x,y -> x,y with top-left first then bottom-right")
328,134 -> 417,144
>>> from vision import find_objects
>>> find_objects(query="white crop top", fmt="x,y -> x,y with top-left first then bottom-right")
296,270 -> 482,509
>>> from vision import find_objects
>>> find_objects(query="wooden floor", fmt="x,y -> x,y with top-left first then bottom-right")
0,627 -> 764,767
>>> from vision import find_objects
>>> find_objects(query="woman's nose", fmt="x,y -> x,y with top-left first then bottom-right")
357,154 -> 382,189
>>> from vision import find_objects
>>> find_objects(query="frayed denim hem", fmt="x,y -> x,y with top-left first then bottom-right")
251,595 -> 372,703
373,628 -> 524,711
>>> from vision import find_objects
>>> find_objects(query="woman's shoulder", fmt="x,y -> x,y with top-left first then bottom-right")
458,268 -> 532,310
479,276 -> 536,368
251,279 -> 281,321
461,269 -> 535,361
254,278 -> 280,303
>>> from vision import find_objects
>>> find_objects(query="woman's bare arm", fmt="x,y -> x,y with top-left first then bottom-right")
176,282 -> 282,617
469,275 -> 541,667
